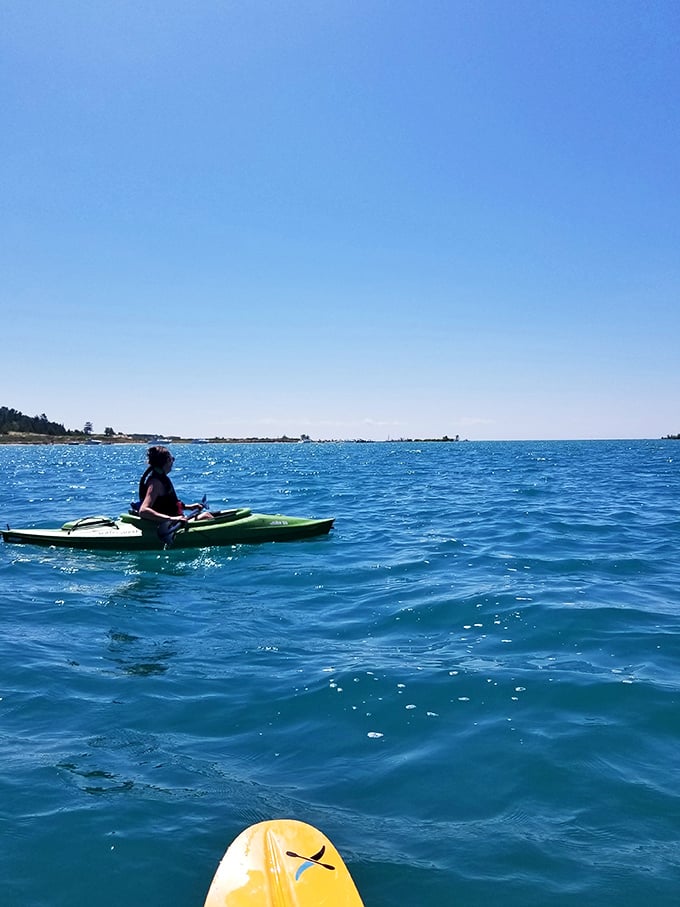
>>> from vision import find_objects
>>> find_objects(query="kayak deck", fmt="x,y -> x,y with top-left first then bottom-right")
1,508 -> 334,551
203,819 -> 364,907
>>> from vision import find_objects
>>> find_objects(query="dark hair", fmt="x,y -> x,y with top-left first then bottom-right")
139,446 -> 174,501
147,445 -> 172,468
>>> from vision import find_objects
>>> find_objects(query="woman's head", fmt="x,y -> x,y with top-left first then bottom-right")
147,445 -> 174,471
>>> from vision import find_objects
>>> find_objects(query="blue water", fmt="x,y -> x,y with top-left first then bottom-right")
1,440 -> 679,906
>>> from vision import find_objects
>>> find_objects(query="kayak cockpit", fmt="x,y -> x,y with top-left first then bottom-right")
119,507 -> 252,528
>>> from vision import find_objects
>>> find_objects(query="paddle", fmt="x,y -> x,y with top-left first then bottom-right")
183,493 -> 209,522
285,844 -> 335,871
159,495 -> 208,546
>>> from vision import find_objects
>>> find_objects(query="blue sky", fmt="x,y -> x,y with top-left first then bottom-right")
2,0 -> 678,440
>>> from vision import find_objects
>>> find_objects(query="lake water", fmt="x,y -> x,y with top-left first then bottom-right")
1,440 -> 679,906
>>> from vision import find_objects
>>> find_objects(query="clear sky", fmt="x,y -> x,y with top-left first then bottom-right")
2,0 -> 679,440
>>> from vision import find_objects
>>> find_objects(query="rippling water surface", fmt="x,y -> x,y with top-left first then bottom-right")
1,440 -> 679,906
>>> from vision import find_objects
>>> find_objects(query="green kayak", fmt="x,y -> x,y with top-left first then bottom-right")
1,508 -> 334,551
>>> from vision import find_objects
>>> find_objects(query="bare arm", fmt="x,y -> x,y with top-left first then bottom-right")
139,476 -> 186,523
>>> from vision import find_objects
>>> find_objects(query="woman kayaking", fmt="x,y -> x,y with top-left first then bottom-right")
138,445 -> 213,524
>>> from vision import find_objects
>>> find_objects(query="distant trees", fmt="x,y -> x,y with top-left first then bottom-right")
0,406 -> 68,436
0,407 -> 126,438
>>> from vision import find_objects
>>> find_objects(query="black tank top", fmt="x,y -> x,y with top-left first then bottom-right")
139,469 -> 180,517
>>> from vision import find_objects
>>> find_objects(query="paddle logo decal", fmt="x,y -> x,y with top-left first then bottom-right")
286,844 -> 335,880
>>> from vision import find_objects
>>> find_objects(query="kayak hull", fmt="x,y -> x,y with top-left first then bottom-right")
1,508 -> 334,551
203,819 -> 364,907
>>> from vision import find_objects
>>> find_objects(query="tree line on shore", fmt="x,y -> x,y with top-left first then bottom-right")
0,406 -> 71,436
0,407 -> 117,438
5,403 -> 677,443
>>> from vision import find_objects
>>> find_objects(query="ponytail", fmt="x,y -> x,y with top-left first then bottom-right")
138,466 -> 154,501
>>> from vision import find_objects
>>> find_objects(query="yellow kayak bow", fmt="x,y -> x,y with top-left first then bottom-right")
203,819 -> 364,907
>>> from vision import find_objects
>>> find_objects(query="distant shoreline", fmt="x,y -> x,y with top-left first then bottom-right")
0,433 -> 467,446
0,433 -> 676,446
0,433 -> 306,446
